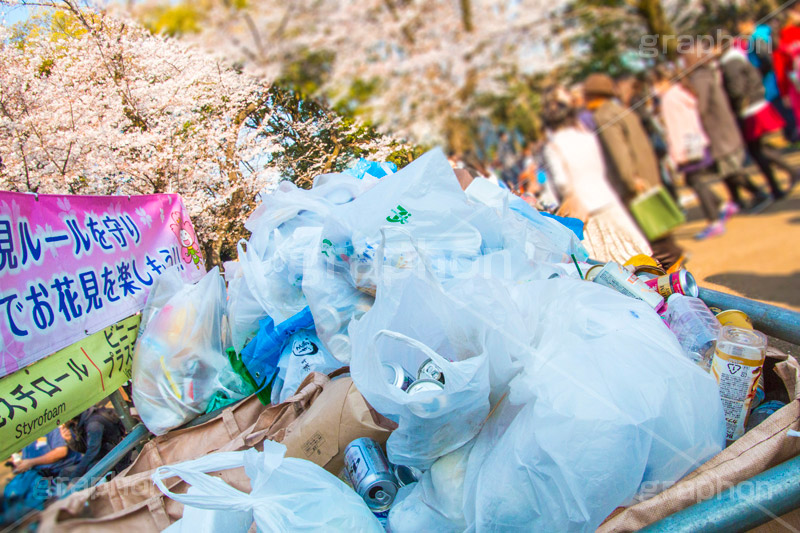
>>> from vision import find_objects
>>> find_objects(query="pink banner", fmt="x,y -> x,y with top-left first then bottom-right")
0,192 -> 205,377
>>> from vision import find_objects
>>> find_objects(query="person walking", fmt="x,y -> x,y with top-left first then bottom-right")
719,44 -> 798,200
738,15 -> 798,141
584,73 -> 685,270
541,99 -> 652,263
684,45 -> 771,222
774,5 -> 800,140
652,67 -> 727,238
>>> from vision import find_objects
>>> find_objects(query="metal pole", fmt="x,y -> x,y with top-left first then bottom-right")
108,388 -> 136,433
699,287 -> 800,346
62,423 -> 150,498
641,454 -> 800,533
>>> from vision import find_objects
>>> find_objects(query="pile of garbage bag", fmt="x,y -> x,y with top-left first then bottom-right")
129,149 -> 753,532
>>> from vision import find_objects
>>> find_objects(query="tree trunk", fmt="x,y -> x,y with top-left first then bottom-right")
637,0 -> 676,59
460,0 -> 473,33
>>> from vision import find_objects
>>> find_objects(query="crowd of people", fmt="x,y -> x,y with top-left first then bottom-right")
480,10 -> 800,272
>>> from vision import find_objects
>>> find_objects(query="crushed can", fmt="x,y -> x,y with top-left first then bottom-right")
343,437 -> 398,512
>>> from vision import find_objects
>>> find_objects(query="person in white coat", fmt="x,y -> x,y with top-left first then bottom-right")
541,100 -> 652,263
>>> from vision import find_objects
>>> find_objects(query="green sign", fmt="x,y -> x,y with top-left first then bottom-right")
0,315 -> 140,460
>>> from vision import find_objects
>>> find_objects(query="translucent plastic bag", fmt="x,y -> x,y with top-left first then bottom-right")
229,172 -> 376,353
464,177 -> 587,263
301,232 -> 374,363
227,227 -> 321,353
318,148 -> 484,294
461,278 -> 726,532
152,442 -> 382,532
349,270 -> 492,469
387,441 -> 473,533
132,267 -> 247,435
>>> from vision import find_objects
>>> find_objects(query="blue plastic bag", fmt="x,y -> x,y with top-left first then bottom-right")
240,307 -> 315,386
343,158 -> 397,180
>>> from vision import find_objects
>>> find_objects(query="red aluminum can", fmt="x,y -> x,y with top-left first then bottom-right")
644,269 -> 698,298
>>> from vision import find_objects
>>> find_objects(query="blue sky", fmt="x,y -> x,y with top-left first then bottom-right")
1,4 -> 30,27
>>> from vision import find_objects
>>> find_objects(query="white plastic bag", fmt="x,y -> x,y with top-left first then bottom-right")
132,267 -> 246,435
229,172 -> 375,353
348,269 -> 492,469
152,441 -> 382,532
464,177 -> 587,263
227,230 -> 318,352
301,233 -> 374,363
271,329 -> 343,403
318,148 -> 484,294
161,486 -> 254,533
461,278 -> 726,532
387,441 -> 473,533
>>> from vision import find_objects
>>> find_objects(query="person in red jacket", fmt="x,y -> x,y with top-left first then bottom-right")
774,6 -> 800,139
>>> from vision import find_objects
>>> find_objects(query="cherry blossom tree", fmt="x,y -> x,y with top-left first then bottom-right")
127,0 -> 568,144
0,2 -> 407,263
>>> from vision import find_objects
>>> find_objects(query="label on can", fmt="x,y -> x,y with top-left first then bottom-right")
655,273 -> 679,298
373,509 -> 390,528
594,262 -> 664,309
711,350 -> 763,441
345,446 -> 370,486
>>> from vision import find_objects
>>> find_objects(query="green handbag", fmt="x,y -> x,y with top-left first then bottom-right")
629,186 -> 685,240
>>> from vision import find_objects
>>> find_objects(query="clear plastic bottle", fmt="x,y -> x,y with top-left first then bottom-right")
711,325 -> 768,442
664,293 -> 720,370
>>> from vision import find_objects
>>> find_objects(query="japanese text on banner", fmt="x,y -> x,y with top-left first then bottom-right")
0,315 -> 141,460
0,192 -> 205,377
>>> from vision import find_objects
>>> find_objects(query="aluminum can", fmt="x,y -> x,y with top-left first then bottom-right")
417,358 -> 445,384
393,464 -> 423,487
343,438 -> 398,512
644,269 -> 699,298
716,309 -> 753,330
382,362 -> 415,391
407,378 -> 445,394
592,261 -> 664,310
406,379 -> 446,416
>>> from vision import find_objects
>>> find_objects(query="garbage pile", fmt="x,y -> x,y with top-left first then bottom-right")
128,148 -> 779,532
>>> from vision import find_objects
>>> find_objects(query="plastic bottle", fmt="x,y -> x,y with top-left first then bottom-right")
710,325 -> 768,442
664,294 -> 720,370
